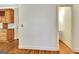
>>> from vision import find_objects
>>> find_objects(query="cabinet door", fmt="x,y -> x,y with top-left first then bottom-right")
9,9 -> 14,23
0,29 -> 7,42
0,10 -> 5,23
5,9 -> 14,23
3,23 -> 8,29
7,29 -> 14,42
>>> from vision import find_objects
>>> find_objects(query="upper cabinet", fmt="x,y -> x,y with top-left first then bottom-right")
0,9 -> 14,23
5,9 -> 14,23
0,10 -> 5,23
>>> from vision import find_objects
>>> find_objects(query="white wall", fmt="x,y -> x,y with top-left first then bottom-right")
73,5 -> 79,52
18,5 -> 58,51
14,7 -> 19,39
58,7 -> 65,31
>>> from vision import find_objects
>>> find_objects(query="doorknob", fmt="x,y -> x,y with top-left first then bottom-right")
21,24 -> 24,27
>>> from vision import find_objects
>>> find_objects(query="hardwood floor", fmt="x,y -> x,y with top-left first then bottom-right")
8,40 -> 59,54
59,40 -> 75,54
0,39 -> 77,54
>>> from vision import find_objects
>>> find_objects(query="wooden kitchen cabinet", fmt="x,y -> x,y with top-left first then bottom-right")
5,9 -> 14,23
0,29 -> 14,42
0,10 -> 5,23
0,29 -> 7,42
3,23 -> 8,29
7,29 -> 14,42
0,9 -> 14,42
0,9 -> 14,23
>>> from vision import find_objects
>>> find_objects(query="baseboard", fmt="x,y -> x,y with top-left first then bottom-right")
74,50 -> 79,54
72,49 -> 79,54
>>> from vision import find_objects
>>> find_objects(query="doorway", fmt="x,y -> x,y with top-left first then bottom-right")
58,5 -> 73,49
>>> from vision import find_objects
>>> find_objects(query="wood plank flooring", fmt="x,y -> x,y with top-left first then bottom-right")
8,40 -> 59,54
0,39 -> 77,54
59,40 -> 75,54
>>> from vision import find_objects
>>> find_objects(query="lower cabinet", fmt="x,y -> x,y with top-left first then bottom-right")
7,29 -> 14,42
0,29 -> 14,42
0,29 -> 7,42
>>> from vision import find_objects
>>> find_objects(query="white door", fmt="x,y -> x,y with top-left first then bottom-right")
18,5 -> 58,50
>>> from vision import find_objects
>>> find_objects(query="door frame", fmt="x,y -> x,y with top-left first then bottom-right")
56,4 -> 74,50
